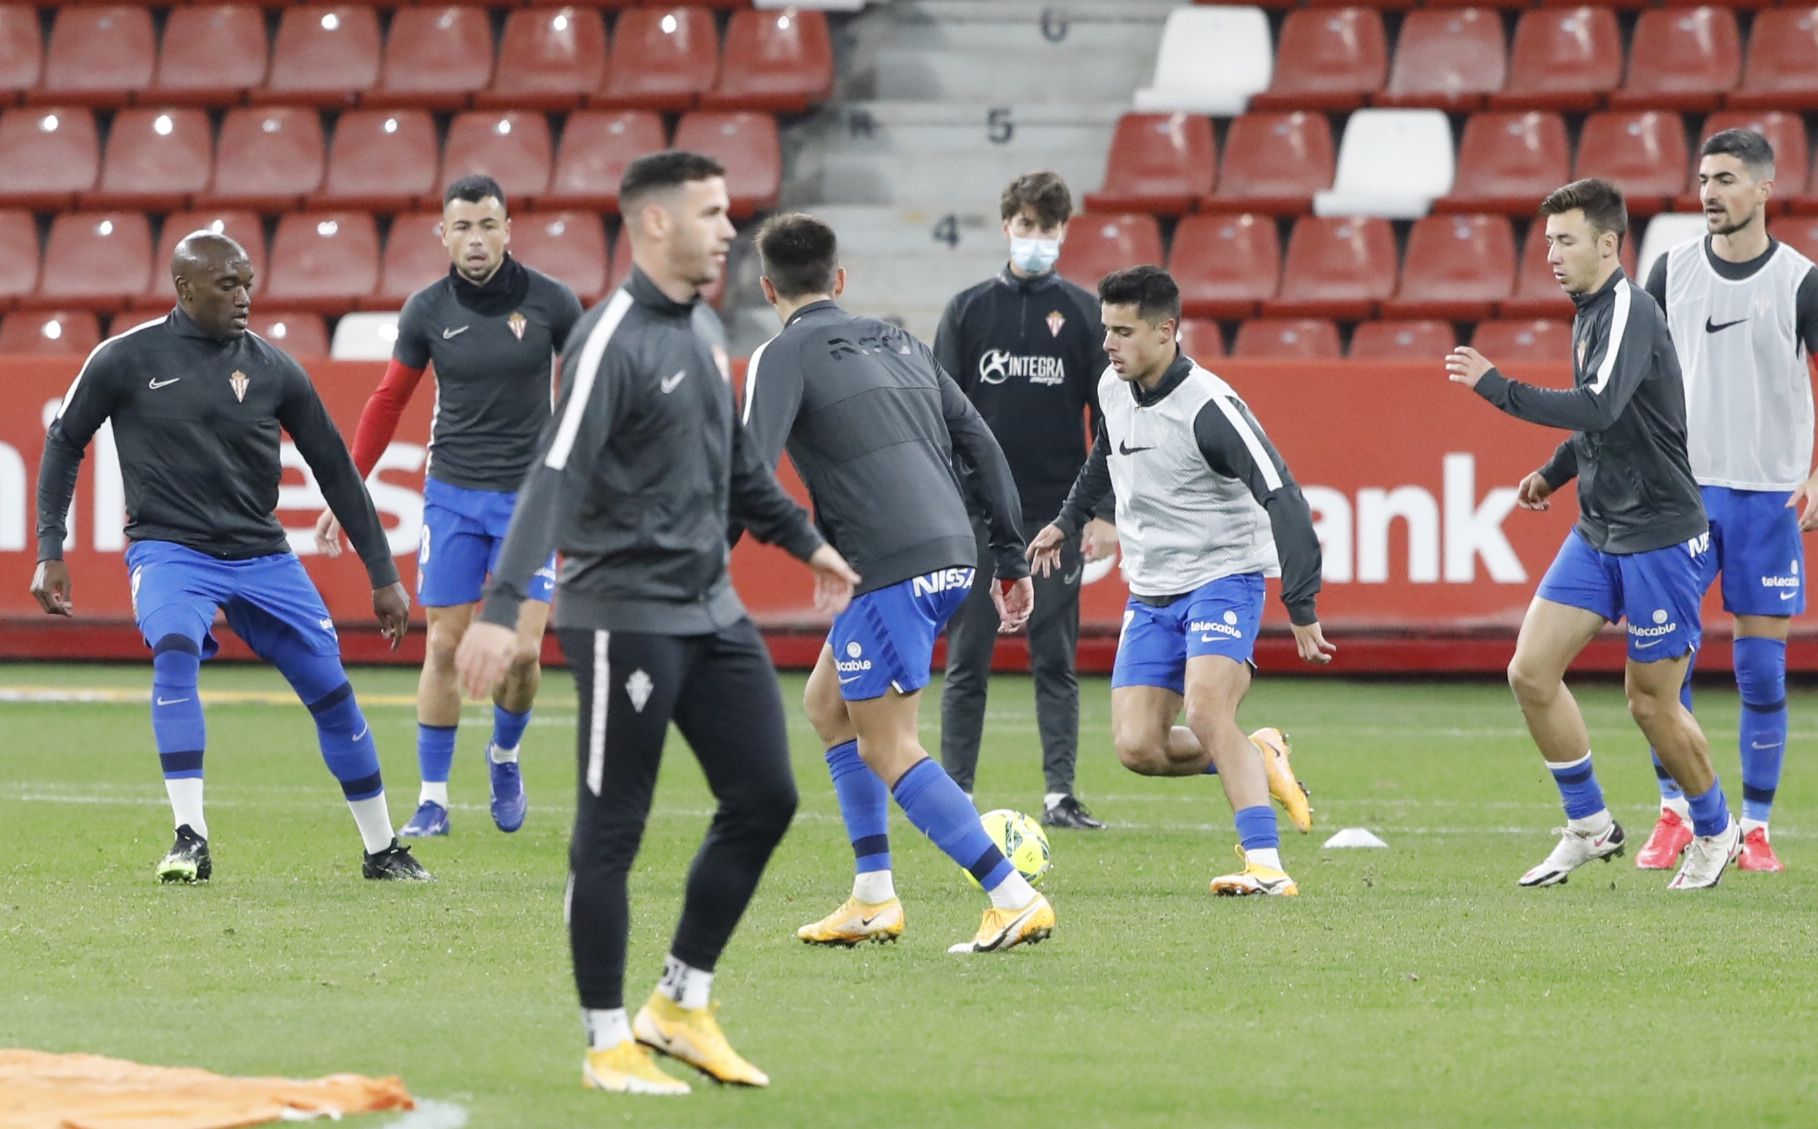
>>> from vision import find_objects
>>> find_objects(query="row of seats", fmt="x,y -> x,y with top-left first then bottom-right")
1142,4 -> 1818,115
0,307 -> 331,357
0,4 -> 833,112
1087,107 -> 1818,219
0,106 -> 780,215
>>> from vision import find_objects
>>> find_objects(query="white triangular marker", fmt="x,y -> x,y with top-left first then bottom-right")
1322,827 -> 1388,849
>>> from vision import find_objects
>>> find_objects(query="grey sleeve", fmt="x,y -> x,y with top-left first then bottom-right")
938,364 -> 1028,579
1797,267 -> 1818,355
738,336 -> 804,472
277,358 -> 400,589
35,346 -> 121,561
727,413 -> 825,562
549,284 -> 585,353
1055,419 -> 1112,537
933,292 -> 970,396
1193,397 -> 1322,626
1539,439 -> 1579,489
393,291 -> 432,369
1644,256 -> 1667,310
1472,291 -> 1656,432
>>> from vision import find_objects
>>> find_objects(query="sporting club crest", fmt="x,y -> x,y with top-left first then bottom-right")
507,311 -> 528,341
1046,310 -> 1066,338
229,370 -> 249,403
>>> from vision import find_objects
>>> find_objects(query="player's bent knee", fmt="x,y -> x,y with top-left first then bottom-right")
1506,657 -> 1553,704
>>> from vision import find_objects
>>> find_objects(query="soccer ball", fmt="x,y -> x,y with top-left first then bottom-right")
964,808 -> 1052,888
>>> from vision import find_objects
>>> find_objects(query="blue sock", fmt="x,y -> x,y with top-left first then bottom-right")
825,740 -> 890,874
1234,804 -> 1278,851
490,701 -> 530,752
890,757 -> 1014,891
418,723 -> 457,786
1549,753 -> 1606,820
1649,674 -> 1694,801
1734,636 -> 1787,823
150,636 -> 205,777
307,683 -> 383,801
1686,778 -> 1731,838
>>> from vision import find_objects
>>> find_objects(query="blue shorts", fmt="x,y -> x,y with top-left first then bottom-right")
418,478 -> 555,608
1702,485 -> 1805,616
1536,528 -> 1709,662
828,567 -> 975,701
1111,572 -> 1266,694
126,540 -> 341,660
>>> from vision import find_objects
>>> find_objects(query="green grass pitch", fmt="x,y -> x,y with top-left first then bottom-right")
3,661 -> 1814,1127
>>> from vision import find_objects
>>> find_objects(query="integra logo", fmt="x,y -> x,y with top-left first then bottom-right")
979,349 -> 1065,387
911,567 -> 975,596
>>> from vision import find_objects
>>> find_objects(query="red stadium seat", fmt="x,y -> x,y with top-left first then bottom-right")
478,7 -> 606,111
1490,7 -> 1622,112
442,111 -> 554,206
318,110 -> 439,213
1234,318 -> 1343,360
248,311 -> 330,357
200,107 -> 325,213
35,6 -> 153,107
265,211 -> 381,313
1170,212 -> 1280,319
1680,111 -> 1808,213
543,110 -> 667,212
368,5 -> 494,110
1728,6 -> 1818,112
596,6 -> 719,111
1177,317 -> 1226,361
1264,216 -> 1397,320
1205,112 -> 1335,215
0,5 -> 42,107
1610,7 -> 1740,112
0,208 -> 37,308
31,211 -> 154,311
1382,213 -> 1517,320
1779,215 -> 1818,262
149,4 -> 270,106
0,107 -> 99,209
1378,8 -> 1507,111
672,111 -> 779,217
1471,318 -> 1574,365
513,212 -> 610,305
1250,7 -> 1387,113
148,210 -> 268,302
1350,319 -> 1455,361
83,108 -> 213,211
256,5 -> 381,107
1086,113 -> 1215,217
372,211 -> 447,308
1575,111 -> 1689,215
0,310 -> 100,355
703,8 -> 832,113
1435,112 -> 1570,215
1054,213 -> 1165,293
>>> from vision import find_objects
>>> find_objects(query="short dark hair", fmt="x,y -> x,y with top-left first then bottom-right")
619,150 -> 726,211
1098,265 -> 1180,326
1701,128 -> 1776,179
755,213 -> 838,299
1000,171 -> 1072,228
444,174 -> 506,213
1539,177 -> 1629,245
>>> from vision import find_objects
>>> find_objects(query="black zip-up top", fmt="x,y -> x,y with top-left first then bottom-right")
478,268 -> 825,635
741,300 -> 1029,596
1472,268 -> 1707,555
935,266 -> 1107,519
35,308 -> 399,588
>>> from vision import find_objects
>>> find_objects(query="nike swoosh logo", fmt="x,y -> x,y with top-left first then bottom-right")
859,914 -> 884,927
1634,638 -> 1664,649
155,696 -> 190,706
1199,634 -> 1218,643
442,326 -> 469,339
1060,565 -> 1082,585
1117,440 -> 1153,456
1704,316 -> 1748,334
1780,591 -> 1797,600
838,675 -> 862,685
977,903 -> 1042,953
353,725 -> 369,741
148,377 -> 180,389
1750,740 -> 1782,750
660,369 -> 687,394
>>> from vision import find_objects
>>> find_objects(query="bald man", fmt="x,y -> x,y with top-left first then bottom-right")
31,232 -> 432,883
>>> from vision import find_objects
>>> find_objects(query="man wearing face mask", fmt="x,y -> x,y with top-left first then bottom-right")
934,171 -> 1114,831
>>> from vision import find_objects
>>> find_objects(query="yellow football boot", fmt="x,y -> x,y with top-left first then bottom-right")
1210,845 -> 1300,897
946,893 -> 1056,954
633,992 -> 769,1087
1249,726 -> 1313,833
582,1041 -> 690,1096
795,895 -> 905,946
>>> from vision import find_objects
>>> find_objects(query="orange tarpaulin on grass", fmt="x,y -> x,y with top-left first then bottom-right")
0,1049 -> 414,1129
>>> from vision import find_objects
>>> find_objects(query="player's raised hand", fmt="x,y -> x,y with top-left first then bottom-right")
807,544 -> 860,616
1788,470 -> 1818,532
993,576 -> 1034,634
30,560 -> 73,616
1082,517 -> 1118,563
372,582 -> 411,650
1515,471 -> 1554,512
313,510 -> 343,558
1025,523 -> 1067,577
1290,620 -> 1336,664
455,620 -> 517,699
1445,346 -> 1494,389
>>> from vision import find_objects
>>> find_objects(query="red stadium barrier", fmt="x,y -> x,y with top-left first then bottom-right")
0,356 -> 1807,673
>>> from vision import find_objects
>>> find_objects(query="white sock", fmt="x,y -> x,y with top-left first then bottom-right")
1246,847 -> 1283,871
852,869 -> 896,904
347,794 -> 396,854
1740,817 -> 1768,836
1043,792 -> 1067,811
1567,808 -> 1614,835
657,954 -> 713,1010
582,1007 -> 631,1050
1663,795 -> 1691,817
165,778 -> 207,841
489,743 -> 519,764
986,869 -> 1037,910
418,781 -> 449,807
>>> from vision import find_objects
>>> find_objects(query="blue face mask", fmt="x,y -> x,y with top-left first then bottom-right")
1009,235 -> 1061,274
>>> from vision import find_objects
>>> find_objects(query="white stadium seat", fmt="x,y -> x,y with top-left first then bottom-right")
1314,109 -> 1456,220
329,311 -> 401,361
1133,7 -> 1271,117
1636,213 -> 1708,286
